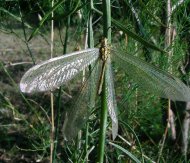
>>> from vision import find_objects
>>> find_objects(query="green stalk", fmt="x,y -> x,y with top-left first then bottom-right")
64,15 -> 71,54
102,0 -> 111,42
98,0 -> 111,162
84,0 -> 94,160
52,87 -> 62,161
98,80 -> 108,163
88,0 -> 94,48
18,1 -> 35,65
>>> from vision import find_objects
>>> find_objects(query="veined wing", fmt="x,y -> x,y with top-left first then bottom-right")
20,48 -> 99,93
111,49 -> 190,102
105,58 -> 118,140
62,78 -> 89,140
63,61 -> 100,140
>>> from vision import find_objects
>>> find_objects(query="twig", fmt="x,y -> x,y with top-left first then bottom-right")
4,61 -> 33,67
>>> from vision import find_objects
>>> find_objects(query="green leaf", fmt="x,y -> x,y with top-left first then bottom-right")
109,142 -> 141,163
111,18 -> 166,53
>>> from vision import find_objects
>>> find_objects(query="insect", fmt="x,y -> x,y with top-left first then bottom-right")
20,38 -> 190,140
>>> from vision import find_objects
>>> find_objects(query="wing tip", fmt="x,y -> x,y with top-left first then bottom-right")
20,82 -> 31,93
20,82 -> 26,92
20,81 -> 35,93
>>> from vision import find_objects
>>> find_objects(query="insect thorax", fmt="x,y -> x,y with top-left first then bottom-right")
99,38 -> 110,62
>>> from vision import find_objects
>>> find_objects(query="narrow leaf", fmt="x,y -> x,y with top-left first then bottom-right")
111,18 -> 166,53
109,142 -> 141,163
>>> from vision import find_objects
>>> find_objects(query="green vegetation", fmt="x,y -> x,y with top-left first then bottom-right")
1,0 -> 190,162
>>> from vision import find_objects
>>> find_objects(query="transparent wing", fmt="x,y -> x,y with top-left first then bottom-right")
62,61 -> 100,140
89,61 -> 102,108
20,48 -> 99,93
111,49 -> 190,101
105,58 -> 118,140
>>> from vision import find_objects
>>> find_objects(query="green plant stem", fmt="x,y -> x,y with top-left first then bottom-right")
85,1 -> 94,160
53,87 -> 62,161
18,1 -> 35,65
102,0 -> 111,42
98,80 -> 108,163
98,0 -> 111,162
64,15 -> 70,54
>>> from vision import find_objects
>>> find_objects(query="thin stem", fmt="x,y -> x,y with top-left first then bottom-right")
98,0 -> 111,162
18,1 -> 35,65
50,0 -> 55,163
158,0 -> 173,156
84,1 -> 94,161
98,79 -> 108,163
88,7 -> 94,48
102,0 -> 111,42
53,6 -> 71,161
64,15 -> 70,54
53,88 -> 62,161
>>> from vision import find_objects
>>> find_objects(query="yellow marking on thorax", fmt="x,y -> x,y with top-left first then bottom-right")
99,38 -> 110,62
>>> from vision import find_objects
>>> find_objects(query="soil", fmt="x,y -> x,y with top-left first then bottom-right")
0,29 -> 73,162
